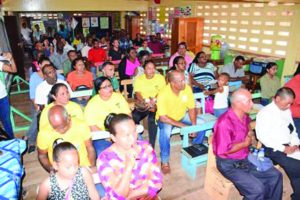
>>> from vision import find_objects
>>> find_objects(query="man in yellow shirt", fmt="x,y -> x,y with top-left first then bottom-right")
156,71 -> 204,174
37,105 -> 96,173
132,60 -> 166,148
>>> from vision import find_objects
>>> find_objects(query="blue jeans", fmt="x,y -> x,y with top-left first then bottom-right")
214,108 -> 228,118
93,139 -> 112,158
90,66 -> 97,80
158,113 -> 206,164
26,104 -> 39,145
0,96 -> 14,139
216,157 -> 282,200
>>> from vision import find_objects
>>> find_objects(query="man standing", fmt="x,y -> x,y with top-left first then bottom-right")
256,87 -> 300,200
156,71 -> 204,174
37,105 -> 96,172
213,88 -> 282,200
0,52 -> 17,139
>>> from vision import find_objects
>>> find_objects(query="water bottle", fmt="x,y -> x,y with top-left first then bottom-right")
257,148 -> 265,161
252,149 -> 258,157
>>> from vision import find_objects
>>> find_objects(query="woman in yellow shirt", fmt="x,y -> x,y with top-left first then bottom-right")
39,83 -> 84,129
132,60 -> 166,148
84,76 -> 131,156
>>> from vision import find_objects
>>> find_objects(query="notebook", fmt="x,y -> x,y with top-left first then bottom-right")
182,144 -> 208,158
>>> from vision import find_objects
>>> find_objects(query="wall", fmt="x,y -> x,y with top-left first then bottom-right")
2,0 -> 148,11
149,0 -> 300,79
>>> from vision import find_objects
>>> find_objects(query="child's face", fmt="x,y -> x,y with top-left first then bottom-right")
218,75 -> 228,86
54,150 -> 79,180
267,65 -> 277,76
103,65 -> 115,78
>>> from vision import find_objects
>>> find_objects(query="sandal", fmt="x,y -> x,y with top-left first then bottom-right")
161,163 -> 171,174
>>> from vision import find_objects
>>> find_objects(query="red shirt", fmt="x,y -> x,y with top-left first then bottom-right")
285,74 -> 300,118
88,47 -> 107,64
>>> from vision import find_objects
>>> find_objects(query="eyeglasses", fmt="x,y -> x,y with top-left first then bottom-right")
100,84 -> 112,90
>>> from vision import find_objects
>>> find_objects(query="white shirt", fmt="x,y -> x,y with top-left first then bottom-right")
0,64 -> 7,99
35,80 -> 72,105
221,63 -> 245,78
256,101 -> 300,152
63,43 -> 75,54
21,28 -> 32,44
213,85 -> 229,109
81,45 -> 92,58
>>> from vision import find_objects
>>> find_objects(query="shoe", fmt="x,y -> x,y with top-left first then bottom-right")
161,163 -> 171,174
27,145 -> 36,154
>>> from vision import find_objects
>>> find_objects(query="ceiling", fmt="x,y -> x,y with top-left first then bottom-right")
183,0 -> 300,3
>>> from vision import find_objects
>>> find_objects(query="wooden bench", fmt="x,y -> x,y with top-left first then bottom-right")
204,137 -> 242,200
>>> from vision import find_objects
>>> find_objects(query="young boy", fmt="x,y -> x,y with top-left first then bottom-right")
100,61 -> 119,92
204,73 -> 230,117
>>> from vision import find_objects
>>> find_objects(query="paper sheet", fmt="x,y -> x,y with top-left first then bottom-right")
287,151 -> 300,160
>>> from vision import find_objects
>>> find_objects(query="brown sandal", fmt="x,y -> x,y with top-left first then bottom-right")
161,163 -> 171,174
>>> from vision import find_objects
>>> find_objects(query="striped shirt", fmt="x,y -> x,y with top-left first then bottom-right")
188,62 -> 215,88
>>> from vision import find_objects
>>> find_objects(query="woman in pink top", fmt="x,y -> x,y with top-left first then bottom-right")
118,47 -> 140,81
97,114 -> 162,200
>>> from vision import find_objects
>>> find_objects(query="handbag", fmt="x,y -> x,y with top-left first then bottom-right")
205,96 -> 214,114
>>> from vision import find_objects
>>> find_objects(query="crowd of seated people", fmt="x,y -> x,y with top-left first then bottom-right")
19,24 -> 300,199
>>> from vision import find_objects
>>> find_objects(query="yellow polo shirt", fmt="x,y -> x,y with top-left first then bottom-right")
156,84 -> 195,121
84,92 -> 131,130
39,101 -> 84,129
134,74 -> 166,98
37,118 -> 92,166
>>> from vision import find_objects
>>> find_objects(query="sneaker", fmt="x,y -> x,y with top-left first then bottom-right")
27,145 -> 36,154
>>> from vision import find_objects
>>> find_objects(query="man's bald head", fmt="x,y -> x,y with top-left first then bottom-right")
168,70 -> 186,92
48,105 -> 70,133
231,88 -> 253,113
168,70 -> 180,82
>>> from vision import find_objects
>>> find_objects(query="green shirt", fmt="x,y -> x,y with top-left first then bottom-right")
260,74 -> 280,99
62,59 -> 72,76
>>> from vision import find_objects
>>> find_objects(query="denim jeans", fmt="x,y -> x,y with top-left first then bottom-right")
0,96 -> 14,139
26,104 -> 40,146
90,66 -> 97,80
216,157 -> 282,200
158,113 -> 206,164
214,108 -> 228,118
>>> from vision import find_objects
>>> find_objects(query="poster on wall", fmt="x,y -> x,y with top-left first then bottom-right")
82,28 -> 90,37
91,17 -> 98,27
174,6 -> 192,17
100,17 -> 109,29
82,17 -> 90,28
